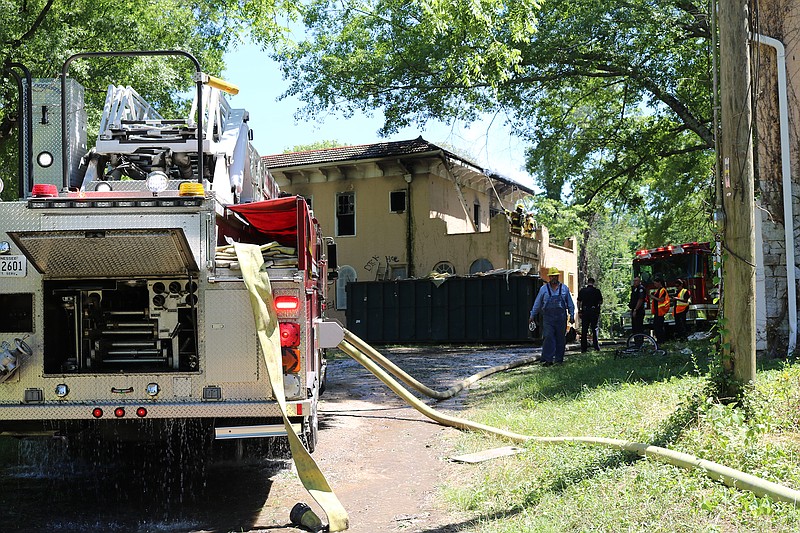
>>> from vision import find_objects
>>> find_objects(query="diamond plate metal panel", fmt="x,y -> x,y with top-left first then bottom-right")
9,228 -> 197,278
39,210 -> 206,270
173,377 -> 192,397
0,202 -> 43,232
204,288 -> 259,383
0,203 -> 43,311
31,79 -> 86,189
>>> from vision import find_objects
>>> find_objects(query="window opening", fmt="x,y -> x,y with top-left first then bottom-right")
390,190 -> 407,213
336,265 -> 357,309
432,261 -> 456,275
470,258 -> 493,274
336,192 -> 355,236
389,264 -> 408,279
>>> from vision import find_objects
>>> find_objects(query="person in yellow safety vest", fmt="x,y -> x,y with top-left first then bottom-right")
673,278 -> 691,339
650,278 -> 670,344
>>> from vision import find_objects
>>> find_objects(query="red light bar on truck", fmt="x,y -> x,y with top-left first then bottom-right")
31,184 -> 58,197
636,242 -> 710,259
274,295 -> 299,311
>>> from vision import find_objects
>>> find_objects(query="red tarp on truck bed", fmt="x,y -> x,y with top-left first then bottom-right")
227,196 -> 316,272
227,196 -> 306,242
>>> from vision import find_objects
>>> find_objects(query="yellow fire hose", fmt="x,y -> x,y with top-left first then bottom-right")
237,238 -> 797,531
235,243 -> 349,531
338,330 -> 800,507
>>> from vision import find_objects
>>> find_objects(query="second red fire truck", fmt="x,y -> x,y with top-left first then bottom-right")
623,242 -> 719,333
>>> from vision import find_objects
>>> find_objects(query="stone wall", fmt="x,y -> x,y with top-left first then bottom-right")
755,0 -> 800,355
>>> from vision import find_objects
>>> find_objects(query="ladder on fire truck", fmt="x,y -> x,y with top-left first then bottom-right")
83,62 -> 277,204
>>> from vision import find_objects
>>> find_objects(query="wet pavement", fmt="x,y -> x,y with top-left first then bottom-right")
1,440 -> 290,532
0,343 -> 543,532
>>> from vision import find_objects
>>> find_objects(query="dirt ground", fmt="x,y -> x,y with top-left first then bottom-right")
0,343 -> 545,533
252,343 -> 543,533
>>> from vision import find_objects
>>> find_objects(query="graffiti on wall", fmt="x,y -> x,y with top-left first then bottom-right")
364,255 -> 400,280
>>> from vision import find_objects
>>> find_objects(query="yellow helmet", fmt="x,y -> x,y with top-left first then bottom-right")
547,267 -> 560,277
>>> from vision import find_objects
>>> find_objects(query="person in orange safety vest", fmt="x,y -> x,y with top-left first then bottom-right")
650,278 -> 670,344
673,279 -> 691,339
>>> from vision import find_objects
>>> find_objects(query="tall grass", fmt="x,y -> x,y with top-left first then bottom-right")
440,341 -> 800,532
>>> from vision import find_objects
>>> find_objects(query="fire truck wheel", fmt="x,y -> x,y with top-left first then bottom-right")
319,360 -> 328,395
303,414 -> 319,453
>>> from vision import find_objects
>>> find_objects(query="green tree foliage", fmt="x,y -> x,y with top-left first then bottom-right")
521,194 -> 586,245
583,210 -> 638,335
0,0 -> 296,200
284,139 -> 347,152
275,0 -> 715,242
279,0 -> 540,131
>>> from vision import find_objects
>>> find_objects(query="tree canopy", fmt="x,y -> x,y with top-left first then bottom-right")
276,0 -> 716,243
0,0 -> 296,199
284,139 -> 348,152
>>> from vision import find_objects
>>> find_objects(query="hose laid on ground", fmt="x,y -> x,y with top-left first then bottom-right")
338,331 -> 800,506
342,329 -> 541,400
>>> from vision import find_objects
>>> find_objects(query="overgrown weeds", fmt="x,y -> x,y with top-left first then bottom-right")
440,339 -> 800,532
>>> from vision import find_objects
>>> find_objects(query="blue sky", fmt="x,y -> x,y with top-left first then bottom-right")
221,43 -> 536,189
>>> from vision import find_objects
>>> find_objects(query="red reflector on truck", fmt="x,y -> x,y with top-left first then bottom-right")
274,295 -> 299,311
114,407 -> 125,418
92,408 -> 103,418
136,407 -> 148,418
280,322 -> 301,347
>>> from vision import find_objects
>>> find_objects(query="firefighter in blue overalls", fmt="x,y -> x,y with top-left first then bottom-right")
529,267 -> 575,366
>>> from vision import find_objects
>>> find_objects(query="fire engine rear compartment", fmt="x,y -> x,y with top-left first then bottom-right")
0,201 -> 321,448
42,277 -> 199,374
8,224 -> 203,375
0,52 -> 327,453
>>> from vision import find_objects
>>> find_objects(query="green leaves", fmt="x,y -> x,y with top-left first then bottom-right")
0,0 -> 296,200
275,0 -> 714,233
278,0 -> 542,134
519,194 -> 586,244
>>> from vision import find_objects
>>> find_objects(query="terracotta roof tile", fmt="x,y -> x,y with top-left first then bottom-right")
261,136 -> 440,169
261,136 -> 535,195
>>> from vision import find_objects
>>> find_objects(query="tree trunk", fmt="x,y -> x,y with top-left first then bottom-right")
579,225 -> 590,288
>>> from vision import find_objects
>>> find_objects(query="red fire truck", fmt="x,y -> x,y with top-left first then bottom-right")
0,51 -> 339,456
623,242 -> 719,332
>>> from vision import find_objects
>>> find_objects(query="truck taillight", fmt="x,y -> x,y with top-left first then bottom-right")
136,407 -> 148,418
114,407 -> 125,418
274,295 -> 299,311
280,322 -> 301,347
282,347 -> 301,373
92,408 -> 103,418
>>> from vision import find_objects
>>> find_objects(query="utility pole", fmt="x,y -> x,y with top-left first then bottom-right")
718,0 -> 757,394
